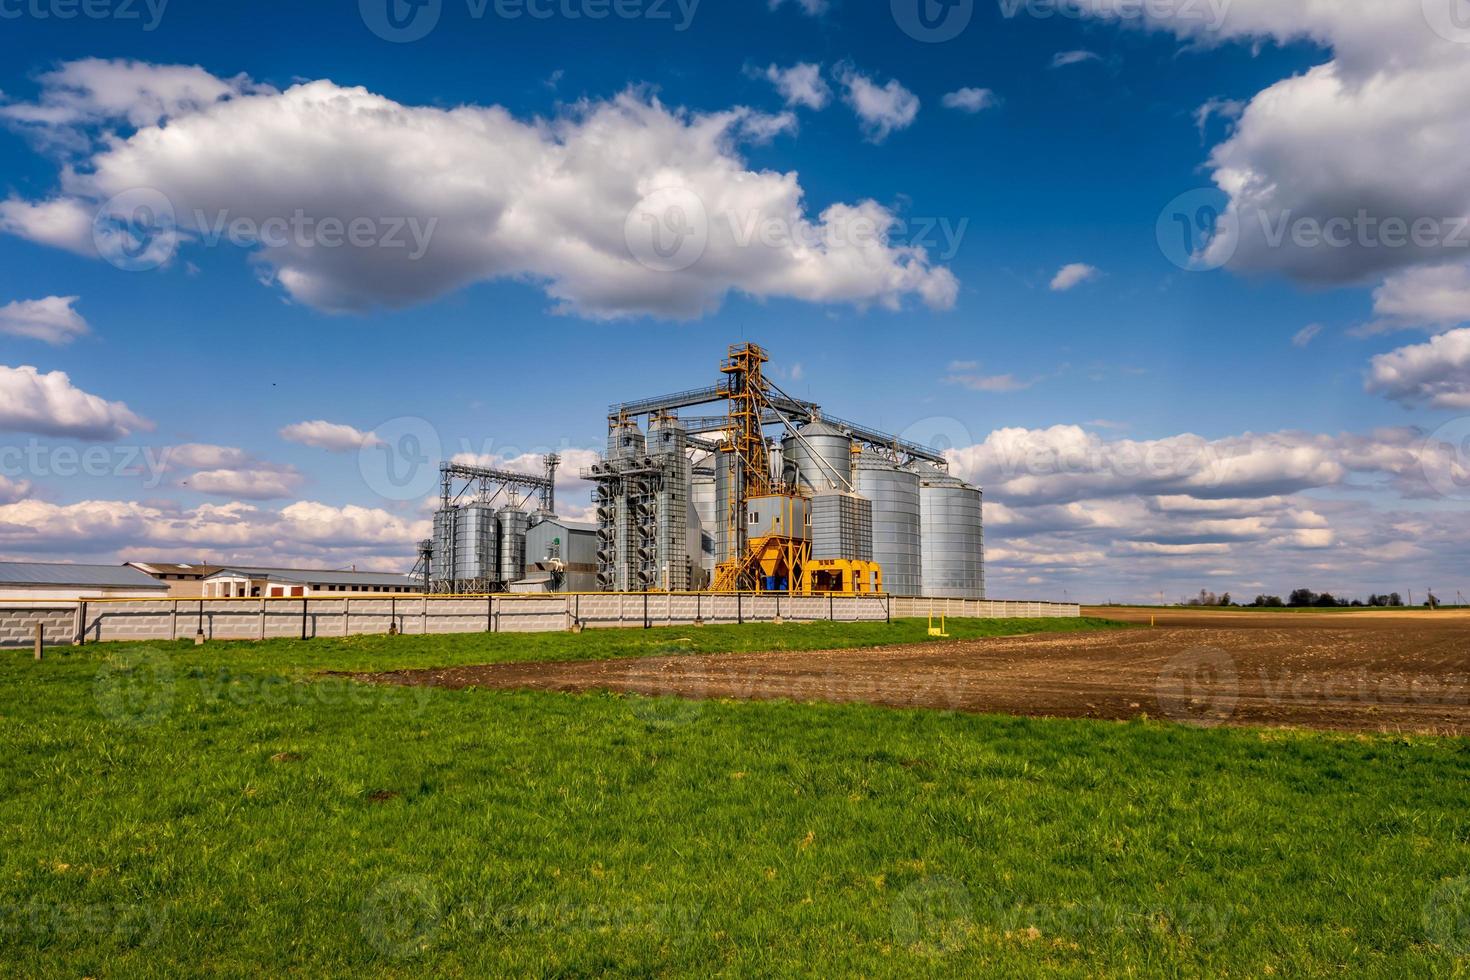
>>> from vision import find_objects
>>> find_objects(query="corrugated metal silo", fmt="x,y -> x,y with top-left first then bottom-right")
913,464 -> 986,599
856,456 -> 923,596
499,507 -> 532,585
782,419 -> 853,494
453,505 -> 499,585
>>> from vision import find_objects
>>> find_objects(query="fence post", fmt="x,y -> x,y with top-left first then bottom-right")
74,601 -> 86,646
260,598 -> 267,641
487,595 -> 494,633
737,592 -> 744,626
643,591 -> 650,630
170,600 -> 178,641
301,598 -> 309,640
33,622 -> 43,661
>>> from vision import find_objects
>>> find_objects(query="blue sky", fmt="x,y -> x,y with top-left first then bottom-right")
1,0 -> 1467,602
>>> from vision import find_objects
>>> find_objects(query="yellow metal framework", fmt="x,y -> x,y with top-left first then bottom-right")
710,342 -> 886,596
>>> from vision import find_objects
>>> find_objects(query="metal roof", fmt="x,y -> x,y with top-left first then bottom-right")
127,562 -> 223,577
0,562 -> 170,589
204,566 -> 417,587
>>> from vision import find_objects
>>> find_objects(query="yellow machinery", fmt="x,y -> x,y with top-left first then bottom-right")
712,344 -> 884,596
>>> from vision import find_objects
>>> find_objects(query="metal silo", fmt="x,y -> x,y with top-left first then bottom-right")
499,507 -> 532,586
453,505 -> 499,586
692,467 -> 716,579
431,509 -> 454,587
608,419 -> 646,460
782,418 -> 853,494
913,464 -> 986,599
857,456 -> 923,596
714,449 -> 744,568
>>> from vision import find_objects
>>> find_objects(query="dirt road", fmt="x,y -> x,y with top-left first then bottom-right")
360,612 -> 1470,734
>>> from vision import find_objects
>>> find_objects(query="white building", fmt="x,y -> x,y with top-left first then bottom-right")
201,566 -> 419,598
0,562 -> 171,600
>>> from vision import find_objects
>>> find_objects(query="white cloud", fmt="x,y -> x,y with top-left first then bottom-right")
2,60 -> 956,320
1050,263 -> 1100,291
0,365 -> 151,440
165,444 -> 251,470
941,88 -> 999,114
280,420 -> 380,453
0,475 -> 32,504
0,58 -> 255,131
1292,323 -> 1323,348
185,466 -> 305,501
758,63 -> 831,111
1071,2 -> 1470,319
943,369 -> 1036,393
0,497 -> 427,568
1366,328 -> 1470,410
835,65 -> 920,144
0,197 -> 94,255
1371,264 -> 1470,331
0,296 -> 90,345
1050,50 -> 1101,69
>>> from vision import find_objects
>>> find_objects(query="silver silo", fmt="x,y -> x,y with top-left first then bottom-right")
608,418 -> 646,460
431,509 -> 454,586
714,450 -> 744,568
691,467 -> 716,579
453,504 -> 499,586
856,456 -> 923,596
913,464 -> 986,599
782,418 -> 853,494
499,507 -> 533,585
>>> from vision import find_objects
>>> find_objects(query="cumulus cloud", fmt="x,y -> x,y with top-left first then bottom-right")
941,88 -> 999,114
757,63 -> 831,111
164,444 -> 251,470
950,420 -> 1470,601
0,296 -> 90,345
1367,328 -> 1470,410
1070,1 -> 1470,321
1050,263 -> 1100,291
0,365 -> 150,440
1370,264 -> 1470,332
0,497 -> 427,568
280,420 -> 380,453
0,197 -> 93,255
186,467 -> 304,501
1,60 -> 957,320
835,65 -> 920,144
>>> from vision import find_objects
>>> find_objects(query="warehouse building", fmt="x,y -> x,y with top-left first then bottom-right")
0,562 -> 171,600
125,562 -> 224,597
202,566 -> 419,598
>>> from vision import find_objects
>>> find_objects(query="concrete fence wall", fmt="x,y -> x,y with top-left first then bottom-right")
0,594 -> 1080,649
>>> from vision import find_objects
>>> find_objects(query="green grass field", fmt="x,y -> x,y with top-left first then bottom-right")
3,618 -> 1470,976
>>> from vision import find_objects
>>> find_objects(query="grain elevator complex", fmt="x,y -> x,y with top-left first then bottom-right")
421,343 -> 984,599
